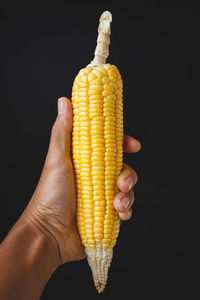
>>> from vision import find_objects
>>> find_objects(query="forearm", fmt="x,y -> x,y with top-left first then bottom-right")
0,216 -> 60,300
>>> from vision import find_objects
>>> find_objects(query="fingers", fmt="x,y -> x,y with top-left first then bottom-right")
117,163 -> 138,193
113,190 -> 134,221
117,135 -> 140,221
45,97 -> 73,166
123,135 -> 141,153
114,163 -> 138,221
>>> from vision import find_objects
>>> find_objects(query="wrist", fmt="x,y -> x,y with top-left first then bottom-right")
18,211 -> 61,269
0,211 -> 60,300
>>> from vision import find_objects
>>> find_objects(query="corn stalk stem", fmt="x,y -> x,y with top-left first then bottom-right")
89,11 -> 112,67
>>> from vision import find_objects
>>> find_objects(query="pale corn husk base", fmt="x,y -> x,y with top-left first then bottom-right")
85,246 -> 113,293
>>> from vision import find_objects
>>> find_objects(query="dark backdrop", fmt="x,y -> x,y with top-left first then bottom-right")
0,1 -> 199,299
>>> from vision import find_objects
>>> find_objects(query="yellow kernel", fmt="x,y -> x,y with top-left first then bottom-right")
94,228 -> 103,233
94,222 -> 104,228
102,239 -> 111,243
94,206 -> 105,212
94,215 -> 104,220
89,95 -> 103,100
92,69 -> 104,78
88,89 -> 102,96
87,239 -> 96,245
94,211 -> 105,217
94,234 -> 104,239
102,76 -> 110,84
102,90 -> 112,97
88,72 -> 97,81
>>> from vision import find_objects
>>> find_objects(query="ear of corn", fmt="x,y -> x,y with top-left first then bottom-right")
71,11 -> 123,293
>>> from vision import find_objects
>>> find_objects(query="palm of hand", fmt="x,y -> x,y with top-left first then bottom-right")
28,138 -> 85,264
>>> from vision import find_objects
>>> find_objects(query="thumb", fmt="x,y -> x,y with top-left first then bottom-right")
46,97 -> 73,165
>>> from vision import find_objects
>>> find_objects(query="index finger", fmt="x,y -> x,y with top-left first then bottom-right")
123,135 -> 141,153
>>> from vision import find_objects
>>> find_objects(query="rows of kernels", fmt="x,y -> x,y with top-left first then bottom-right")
114,67 -> 123,181
89,73 -> 105,244
78,70 -> 95,249
71,82 -> 86,246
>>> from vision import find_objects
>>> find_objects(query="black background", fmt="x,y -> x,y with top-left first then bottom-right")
0,1 -> 200,299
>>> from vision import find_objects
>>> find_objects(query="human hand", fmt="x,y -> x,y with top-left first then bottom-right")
22,97 -> 141,266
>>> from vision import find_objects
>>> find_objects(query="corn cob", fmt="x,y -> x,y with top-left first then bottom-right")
71,11 -> 123,293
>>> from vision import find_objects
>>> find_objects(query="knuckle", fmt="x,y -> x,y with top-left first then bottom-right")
51,122 -> 59,135
51,117 -> 64,136
44,158 -> 71,175
114,193 -> 124,209
121,163 -> 138,180
122,163 -> 131,173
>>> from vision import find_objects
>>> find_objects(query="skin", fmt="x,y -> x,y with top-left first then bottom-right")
0,97 -> 141,299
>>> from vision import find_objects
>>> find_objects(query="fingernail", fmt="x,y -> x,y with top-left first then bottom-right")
126,177 -> 133,190
131,138 -> 141,150
122,197 -> 130,209
58,97 -> 65,115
